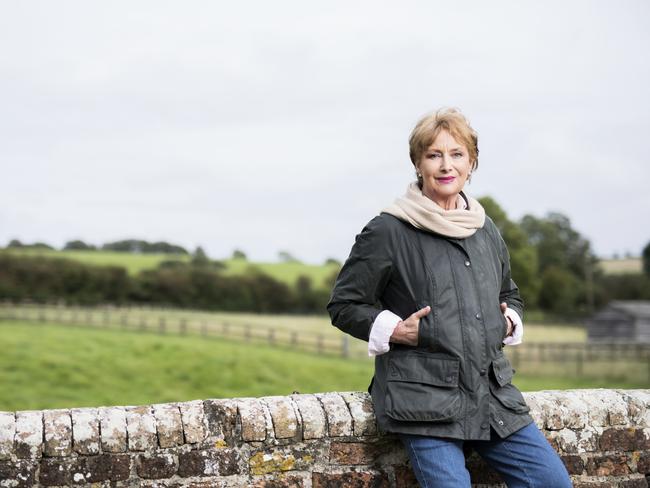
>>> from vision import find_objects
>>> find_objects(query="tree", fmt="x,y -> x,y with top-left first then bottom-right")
324,257 -> 341,267
278,250 -> 300,263
191,246 -> 209,267
232,249 -> 247,260
64,240 -> 96,251
7,239 -> 23,248
643,241 -> 650,278
478,197 -> 539,308
520,212 -> 597,313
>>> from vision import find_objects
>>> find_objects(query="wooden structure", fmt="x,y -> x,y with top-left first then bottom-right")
587,300 -> 650,343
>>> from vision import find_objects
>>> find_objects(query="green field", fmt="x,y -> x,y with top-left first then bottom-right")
2,304 -> 587,360
1,320 -> 647,412
0,248 -> 339,290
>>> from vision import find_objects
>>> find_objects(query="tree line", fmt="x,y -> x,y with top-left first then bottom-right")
0,254 -> 334,314
2,197 -> 649,316
479,197 -> 650,316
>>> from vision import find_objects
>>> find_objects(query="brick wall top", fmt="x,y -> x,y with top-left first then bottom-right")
1,389 -> 649,487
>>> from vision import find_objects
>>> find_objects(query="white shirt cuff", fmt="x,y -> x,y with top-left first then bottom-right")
368,310 -> 402,356
502,307 -> 524,346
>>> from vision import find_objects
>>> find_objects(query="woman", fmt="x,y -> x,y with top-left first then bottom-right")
327,108 -> 572,488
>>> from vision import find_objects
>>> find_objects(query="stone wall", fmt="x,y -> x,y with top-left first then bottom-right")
1,389 -> 649,487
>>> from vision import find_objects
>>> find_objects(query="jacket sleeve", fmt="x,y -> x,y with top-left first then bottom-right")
327,215 -> 394,342
490,220 -> 524,320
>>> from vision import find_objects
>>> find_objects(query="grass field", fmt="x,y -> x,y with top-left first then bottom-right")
0,248 -> 338,290
1,320 -> 647,412
598,257 -> 642,275
3,304 -> 587,360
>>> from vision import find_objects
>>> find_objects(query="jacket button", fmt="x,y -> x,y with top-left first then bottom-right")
475,313 -> 481,320
464,260 -> 471,267
497,419 -> 504,426
481,423 -> 488,429
497,374 -> 502,380
480,369 -> 487,376
445,375 -> 453,383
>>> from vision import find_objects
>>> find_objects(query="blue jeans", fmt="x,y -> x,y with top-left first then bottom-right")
399,423 -> 572,488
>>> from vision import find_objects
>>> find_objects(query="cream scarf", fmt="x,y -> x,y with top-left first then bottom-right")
382,181 -> 486,238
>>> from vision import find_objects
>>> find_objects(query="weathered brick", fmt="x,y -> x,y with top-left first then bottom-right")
249,444 -> 321,475
292,394 -> 326,440
619,477 -> 649,488
153,403 -> 184,448
599,427 -> 643,451
39,458 -> 72,486
561,454 -> 585,475
180,400 -> 207,444
238,398 -> 267,442
339,392 -> 377,436
623,390 -> 650,426
312,470 -> 390,487
71,407 -> 100,455
585,453 -> 631,476
550,428 -> 579,454
580,390 -> 613,427
0,460 -> 36,488
14,410 -> 42,458
203,399 -> 238,446
251,474 -> 308,487
178,449 -> 241,477
329,441 -> 378,465
466,452 -> 503,484
532,391 -> 567,430
317,393 -> 353,437
136,452 -> 178,479
74,453 -> 131,483
606,392 -> 630,425
637,452 -> 650,473
99,406 -> 127,452
572,482 -> 614,488
43,409 -> 72,457
263,396 -> 299,439
556,390 -> 589,429
126,405 -> 157,451
393,465 -> 419,488
0,412 -> 15,460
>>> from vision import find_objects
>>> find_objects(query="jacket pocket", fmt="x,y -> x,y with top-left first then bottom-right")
384,351 -> 461,422
489,354 -> 530,414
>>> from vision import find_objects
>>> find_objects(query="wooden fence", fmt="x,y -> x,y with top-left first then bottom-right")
2,303 -> 649,381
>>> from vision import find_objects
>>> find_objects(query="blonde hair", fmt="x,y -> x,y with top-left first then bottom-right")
408,108 -> 479,173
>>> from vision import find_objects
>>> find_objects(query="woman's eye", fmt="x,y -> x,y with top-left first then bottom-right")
452,153 -> 463,158
428,153 -> 440,159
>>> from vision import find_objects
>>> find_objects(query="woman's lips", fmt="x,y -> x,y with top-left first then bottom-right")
436,176 -> 456,184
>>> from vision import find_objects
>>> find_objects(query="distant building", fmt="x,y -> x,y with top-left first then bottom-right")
587,301 -> 650,343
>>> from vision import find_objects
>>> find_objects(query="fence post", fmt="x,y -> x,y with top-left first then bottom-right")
245,325 -> 251,343
180,319 -> 187,336
139,316 -> 146,332
576,349 -> 583,376
268,329 -> 275,346
201,322 -> 207,337
317,335 -> 324,355
159,317 -> 166,334
291,331 -> 298,348
341,335 -> 349,358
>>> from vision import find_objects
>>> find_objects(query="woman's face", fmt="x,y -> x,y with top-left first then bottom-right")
416,130 -> 473,209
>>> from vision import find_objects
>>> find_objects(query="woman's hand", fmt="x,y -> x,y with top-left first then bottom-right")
390,305 -> 431,346
501,302 -> 514,336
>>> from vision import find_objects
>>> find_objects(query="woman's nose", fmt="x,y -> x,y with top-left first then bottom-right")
440,154 -> 452,169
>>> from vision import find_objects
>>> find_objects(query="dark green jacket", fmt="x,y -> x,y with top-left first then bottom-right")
327,212 -> 533,440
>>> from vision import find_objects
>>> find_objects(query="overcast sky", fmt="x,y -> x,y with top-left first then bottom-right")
2,1 -> 649,263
